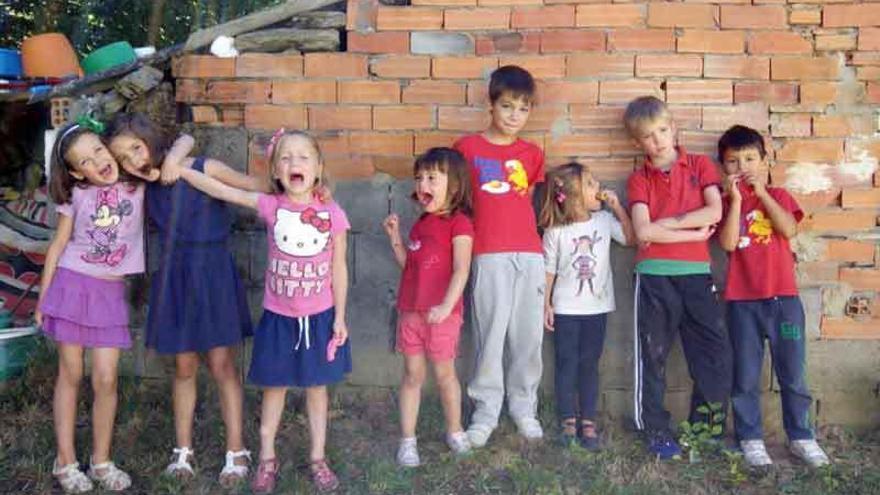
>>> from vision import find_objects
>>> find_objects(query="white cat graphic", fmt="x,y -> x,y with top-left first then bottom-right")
273,208 -> 332,257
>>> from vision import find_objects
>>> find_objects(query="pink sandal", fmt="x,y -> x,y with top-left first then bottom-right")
310,459 -> 339,492
250,458 -> 278,494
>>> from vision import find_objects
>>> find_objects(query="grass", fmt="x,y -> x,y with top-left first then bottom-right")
3,341 -> 880,494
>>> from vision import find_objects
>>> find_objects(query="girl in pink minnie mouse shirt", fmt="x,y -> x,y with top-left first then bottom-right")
173,129 -> 350,494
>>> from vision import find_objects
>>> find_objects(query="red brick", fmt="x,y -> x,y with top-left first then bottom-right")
234,53 -> 302,78
537,81 -> 599,104
545,133 -> 612,157
570,105 -> 624,130
316,134 -> 350,156
666,80 -> 733,104
324,155 -> 376,180
176,79 -> 205,103
816,33 -> 857,52
608,29 -> 675,52
432,57 -> 498,78
403,80 -> 466,104
772,57 -> 840,81
852,52 -> 880,66
647,4 -> 717,28
205,81 -> 270,103
777,138 -> 844,162
800,82 -> 838,105
678,29 -> 745,54
221,107 -> 244,126
413,0 -> 476,4
789,190 -> 840,213
347,0 -> 379,31
839,267 -> 880,290
444,7 -> 510,30
576,4 -> 644,27
272,81 -> 336,104
374,105 -> 434,130
797,261 -> 840,286
374,156 -> 414,179
479,0 -> 542,5
498,55 -> 566,78
841,188 -> 880,208
721,5 -> 787,29
523,105 -> 567,132
599,79 -> 663,105
475,32 -> 540,55
789,9 -> 821,26
511,5 -> 575,28
868,82 -> 880,104
821,317 -> 880,340
415,132 -> 460,154
338,80 -> 400,104
349,132 -> 414,155
814,115 -> 874,137
173,55 -> 235,78
856,65 -> 880,80
704,55 -> 769,79
609,131 -> 642,156
826,239 -> 877,262
190,106 -> 218,123
581,157 -> 637,181
568,54 -> 634,77
670,106 -> 703,130
308,106 -> 372,130
466,82 -> 489,105
370,56 -> 431,78
702,103 -> 769,132
540,30 -> 605,53
824,4 -> 880,28
304,53 -> 368,78
347,32 -> 409,54
771,114 -> 812,137
678,131 -> 720,156
859,28 -> 880,51
749,32 -> 812,54
438,106 -> 490,131
734,82 -> 798,104
636,54 -> 703,77
376,6 -> 443,30
244,105 -> 306,130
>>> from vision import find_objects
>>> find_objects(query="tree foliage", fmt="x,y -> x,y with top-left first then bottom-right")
0,0 -> 284,55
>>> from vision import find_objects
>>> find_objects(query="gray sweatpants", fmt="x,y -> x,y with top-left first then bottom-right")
468,252 -> 545,428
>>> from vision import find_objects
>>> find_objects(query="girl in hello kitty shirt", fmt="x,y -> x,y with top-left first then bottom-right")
175,129 -> 350,493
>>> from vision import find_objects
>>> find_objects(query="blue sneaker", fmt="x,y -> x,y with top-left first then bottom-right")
646,432 -> 682,460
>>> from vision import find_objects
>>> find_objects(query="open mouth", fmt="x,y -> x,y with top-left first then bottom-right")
417,192 -> 433,207
289,173 -> 305,186
99,164 -> 114,179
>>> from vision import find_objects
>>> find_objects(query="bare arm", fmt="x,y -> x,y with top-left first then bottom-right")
544,272 -> 556,331
655,185 -> 723,230
331,233 -> 349,344
179,167 -> 259,210
632,203 -> 713,244
35,214 -> 74,325
160,134 -> 195,184
603,190 -> 635,246
751,177 -> 798,239
382,214 -> 406,269
719,176 -> 742,252
427,235 -> 473,324
203,158 -> 273,193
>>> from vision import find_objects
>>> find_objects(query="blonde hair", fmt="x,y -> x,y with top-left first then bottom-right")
268,130 -> 329,194
539,162 -> 591,229
623,96 -> 672,136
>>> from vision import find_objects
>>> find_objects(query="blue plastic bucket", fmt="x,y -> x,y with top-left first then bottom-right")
0,49 -> 22,79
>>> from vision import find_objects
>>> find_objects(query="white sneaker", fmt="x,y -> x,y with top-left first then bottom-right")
790,439 -> 830,468
396,437 -> 420,467
514,417 -> 544,441
466,423 -> 494,448
446,431 -> 471,455
740,439 -> 773,467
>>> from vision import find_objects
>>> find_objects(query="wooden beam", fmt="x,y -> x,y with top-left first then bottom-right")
183,0 -> 340,52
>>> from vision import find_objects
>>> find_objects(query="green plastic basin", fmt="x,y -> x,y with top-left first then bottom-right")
81,41 -> 136,75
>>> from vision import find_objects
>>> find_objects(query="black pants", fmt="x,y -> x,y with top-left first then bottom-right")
553,313 -> 607,421
633,273 -> 732,434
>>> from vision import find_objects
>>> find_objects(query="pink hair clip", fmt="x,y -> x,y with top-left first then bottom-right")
265,127 -> 286,157
555,190 -> 566,204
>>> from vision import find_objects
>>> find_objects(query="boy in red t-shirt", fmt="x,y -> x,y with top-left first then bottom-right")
718,125 -> 830,469
454,65 -> 546,447
624,96 -> 732,459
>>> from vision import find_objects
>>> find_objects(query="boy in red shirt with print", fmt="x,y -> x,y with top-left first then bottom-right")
718,125 -> 830,469
454,65 -> 546,447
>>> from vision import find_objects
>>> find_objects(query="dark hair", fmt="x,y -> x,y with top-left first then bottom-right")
539,162 -> 591,229
105,112 -> 171,180
412,147 -> 472,217
717,125 -> 767,162
48,123 -> 94,204
489,65 -> 536,104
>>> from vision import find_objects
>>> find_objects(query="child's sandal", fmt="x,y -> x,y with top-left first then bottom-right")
164,446 -> 195,479
559,418 -> 578,447
309,459 -> 339,492
579,420 -> 601,451
218,449 -> 251,487
53,460 -> 94,494
250,458 -> 278,494
87,460 -> 132,492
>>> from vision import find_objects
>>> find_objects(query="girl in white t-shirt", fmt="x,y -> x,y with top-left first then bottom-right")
539,162 -> 634,450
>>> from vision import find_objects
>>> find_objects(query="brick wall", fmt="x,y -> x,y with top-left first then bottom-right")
173,0 -> 880,427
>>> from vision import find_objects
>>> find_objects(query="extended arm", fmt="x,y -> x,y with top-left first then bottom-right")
178,167 -> 259,210
203,158 -> 273,193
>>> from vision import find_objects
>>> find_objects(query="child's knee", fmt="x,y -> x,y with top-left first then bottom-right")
58,365 -> 83,388
91,370 -> 118,394
402,368 -> 426,389
207,354 -> 237,381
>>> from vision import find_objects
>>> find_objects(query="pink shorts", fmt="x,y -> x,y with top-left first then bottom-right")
396,311 -> 463,362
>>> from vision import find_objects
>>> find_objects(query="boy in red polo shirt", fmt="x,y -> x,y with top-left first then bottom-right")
624,96 -> 732,459
454,66 -> 546,448
718,125 -> 829,468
